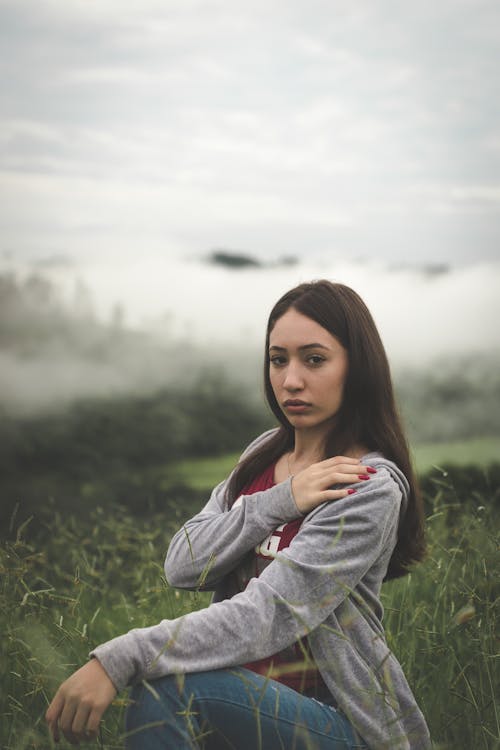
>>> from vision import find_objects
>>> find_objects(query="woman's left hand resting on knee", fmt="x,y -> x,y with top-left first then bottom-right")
46,658 -> 116,744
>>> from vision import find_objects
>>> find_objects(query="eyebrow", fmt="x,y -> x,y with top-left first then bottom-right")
269,344 -> 330,352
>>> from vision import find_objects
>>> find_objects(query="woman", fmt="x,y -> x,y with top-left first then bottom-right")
46,281 -> 431,749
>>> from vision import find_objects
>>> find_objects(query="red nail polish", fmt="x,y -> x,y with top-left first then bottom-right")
358,474 -> 370,480
347,488 -> 357,495
366,467 -> 377,474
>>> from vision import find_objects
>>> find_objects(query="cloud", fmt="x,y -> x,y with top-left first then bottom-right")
0,0 -> 499,265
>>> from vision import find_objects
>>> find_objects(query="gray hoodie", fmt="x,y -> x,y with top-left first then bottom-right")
92,430 -> 432,750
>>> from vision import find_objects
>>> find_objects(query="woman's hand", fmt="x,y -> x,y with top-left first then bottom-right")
291,456 -> 376,514
46,658 -> 117,744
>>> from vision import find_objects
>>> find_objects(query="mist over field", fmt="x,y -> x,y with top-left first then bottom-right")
1,255 -> 499,443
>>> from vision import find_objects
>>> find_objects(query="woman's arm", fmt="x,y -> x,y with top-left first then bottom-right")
165,429 -> 279,590
165,455 -> 373,590
164,475 -> 300,589
46,467 -> 401,743
97,468 -> 401,687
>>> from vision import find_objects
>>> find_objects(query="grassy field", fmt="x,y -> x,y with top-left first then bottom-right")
1,450 -> 499,749
168,436 -> 500,490
411,436 -> 500,473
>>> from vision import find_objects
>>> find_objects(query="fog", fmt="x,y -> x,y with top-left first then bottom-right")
1,255 -> 499,416
75,255 -> 499,364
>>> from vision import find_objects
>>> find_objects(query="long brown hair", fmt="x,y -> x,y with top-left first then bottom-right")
228,280 -> 426,580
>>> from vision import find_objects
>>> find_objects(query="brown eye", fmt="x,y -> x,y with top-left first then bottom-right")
270,355 -> 287,367
307,355 -> 325,366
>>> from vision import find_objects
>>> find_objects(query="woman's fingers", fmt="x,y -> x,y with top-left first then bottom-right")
69,700 -> 94,742
322,472 -> 369,485
46,691 -> 64,742
45,659 -> 117,744
318,457 -> 377,474
291,458 -> 378,513
86,707 -> 103,738
319,487 -> 358,501
322,469 -> 375,483
302,457 -> 376,477
58,697 -> 85,744
315,464 -> 377,485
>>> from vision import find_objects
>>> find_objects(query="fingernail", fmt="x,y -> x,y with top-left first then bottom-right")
366,467 -> 377,474
358,474 -> 370,480
347,488 -> 357,495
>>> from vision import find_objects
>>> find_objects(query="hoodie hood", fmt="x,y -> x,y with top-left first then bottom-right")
361,451 -> 410,523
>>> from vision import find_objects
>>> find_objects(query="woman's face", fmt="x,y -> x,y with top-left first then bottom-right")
268,308 -> 349,435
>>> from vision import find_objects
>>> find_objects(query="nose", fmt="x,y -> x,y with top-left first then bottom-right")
282,361 -> 304,392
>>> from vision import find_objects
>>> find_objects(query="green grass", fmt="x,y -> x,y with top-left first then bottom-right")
0,508 -> 212,749
1,466 -> 499,749
167,436 -> 500,491
381,495 -> 499,750
168,452 -> 241,490
411,436 -> 500,473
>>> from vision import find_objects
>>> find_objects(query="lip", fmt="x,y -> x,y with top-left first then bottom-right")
283,399 -> 311,413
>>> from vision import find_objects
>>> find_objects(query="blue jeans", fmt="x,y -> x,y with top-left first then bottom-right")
124,667 -> 368,749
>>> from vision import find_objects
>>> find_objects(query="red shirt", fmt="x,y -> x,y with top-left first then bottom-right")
233,462 -> 330,699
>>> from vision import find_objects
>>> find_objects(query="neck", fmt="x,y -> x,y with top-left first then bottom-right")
289,424 -> 368,468
292,427 -> 329,462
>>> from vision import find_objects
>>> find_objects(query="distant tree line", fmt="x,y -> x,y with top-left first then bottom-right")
0,381 -> 271,536
396,359 -> 500,443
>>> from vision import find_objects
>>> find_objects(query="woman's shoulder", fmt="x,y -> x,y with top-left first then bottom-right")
358,451 -> 410,512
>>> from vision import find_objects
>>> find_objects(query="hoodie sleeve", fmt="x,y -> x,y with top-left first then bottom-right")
164,429 -> 302,590
164,476 -> 302,590
91,468 -> 403,691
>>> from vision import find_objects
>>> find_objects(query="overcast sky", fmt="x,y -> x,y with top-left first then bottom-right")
1,0 -> 499,269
